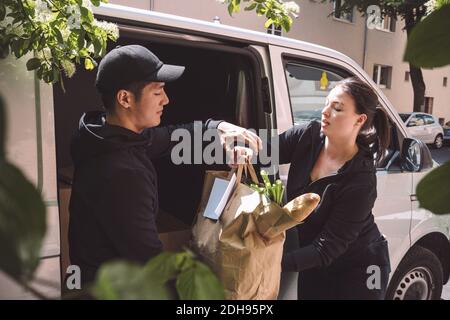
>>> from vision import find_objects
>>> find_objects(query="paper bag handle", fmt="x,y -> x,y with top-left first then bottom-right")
246,163 -> 259,185
234,162 -> 259,188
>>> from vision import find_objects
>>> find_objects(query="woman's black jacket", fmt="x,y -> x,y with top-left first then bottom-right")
275,120 -> 389,273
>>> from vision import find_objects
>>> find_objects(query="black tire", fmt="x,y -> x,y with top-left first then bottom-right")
434,134 -> 444,149
386,245 -> 443,300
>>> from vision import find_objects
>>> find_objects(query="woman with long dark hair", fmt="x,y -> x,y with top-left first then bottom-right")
278,76 -> 392,299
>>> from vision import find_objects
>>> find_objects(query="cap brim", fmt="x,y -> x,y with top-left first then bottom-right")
152,64 -> 185,82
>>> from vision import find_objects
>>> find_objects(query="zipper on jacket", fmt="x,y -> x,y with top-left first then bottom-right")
303,171 -> 342,194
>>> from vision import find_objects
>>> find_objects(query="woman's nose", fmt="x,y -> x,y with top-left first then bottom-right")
322,105 -> 330,117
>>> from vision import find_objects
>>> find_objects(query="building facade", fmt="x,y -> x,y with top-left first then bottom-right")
110,0 -> 450,123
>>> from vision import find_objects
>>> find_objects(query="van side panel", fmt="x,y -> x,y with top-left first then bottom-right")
411,171 -> 450,246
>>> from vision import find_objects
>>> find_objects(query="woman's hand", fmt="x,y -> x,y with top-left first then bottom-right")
228,146 -> 254,168
217,122 -> 262,167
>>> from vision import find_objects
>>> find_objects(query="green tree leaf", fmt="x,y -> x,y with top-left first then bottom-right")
54,28 -> 65,45
142,252 -> 181,283
77,30 -> 86,50
220,0 -> 295,32
282,16 -> 292,32
416,161 -> 450,215
228,3 -> 235,16
10,40 -> 20,58
84,57 -> 94,70
93,37 -> 102,56
26,58 -> 41,71
92,261 -> 172,300
176,261 -> 225,300
264,18 -> 274,29
0,4 -> 6,21
404,4 -> 450,68
0,0 -> 118,85
245,3 -> 257,11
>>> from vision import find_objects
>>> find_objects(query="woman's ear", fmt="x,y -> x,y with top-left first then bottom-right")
356,114 -> 368,127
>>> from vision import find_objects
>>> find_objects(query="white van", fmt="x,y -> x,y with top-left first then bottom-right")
1,3 -> 449,300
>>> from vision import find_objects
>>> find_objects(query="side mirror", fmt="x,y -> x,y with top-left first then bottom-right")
400,138 -> 433,172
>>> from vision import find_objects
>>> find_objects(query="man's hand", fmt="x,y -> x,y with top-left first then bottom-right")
217,122 -> 262,167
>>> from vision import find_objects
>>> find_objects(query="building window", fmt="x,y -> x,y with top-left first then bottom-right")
376,16 -> 396,32
373,64 -> 392,89
267,24 -> 282,36
405,71 -> 410,82
444,77 -> 448,87
424,97 -> 434,114
333,0 -> 354,23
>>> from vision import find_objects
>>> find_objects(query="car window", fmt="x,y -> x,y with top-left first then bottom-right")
408,115 -> 425,127
399,113 -> 411,123
284,63 -> 343,125
424,115 -> 434,125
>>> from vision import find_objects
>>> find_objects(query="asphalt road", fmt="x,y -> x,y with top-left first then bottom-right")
430,141 -> 450,165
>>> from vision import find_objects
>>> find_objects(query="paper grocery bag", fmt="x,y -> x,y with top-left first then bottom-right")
192,165 -> 258,266
218,208 -> 285,299
191,164 -> 320,300
218,193 -> 321,299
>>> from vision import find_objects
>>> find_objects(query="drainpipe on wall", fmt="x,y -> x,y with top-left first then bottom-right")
149,0 -> 154,10
362,16 -> 368,71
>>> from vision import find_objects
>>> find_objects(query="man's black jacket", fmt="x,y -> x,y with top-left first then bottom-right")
68,111 -> 221,284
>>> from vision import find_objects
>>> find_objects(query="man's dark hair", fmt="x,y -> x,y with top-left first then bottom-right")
101,80 -> 150,113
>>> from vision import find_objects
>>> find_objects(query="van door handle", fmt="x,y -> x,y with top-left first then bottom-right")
410,194 -> 418,201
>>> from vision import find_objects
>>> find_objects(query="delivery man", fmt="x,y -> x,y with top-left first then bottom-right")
68,45 -> 259,285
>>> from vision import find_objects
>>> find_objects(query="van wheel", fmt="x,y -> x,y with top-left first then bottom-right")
434,134 -> 443,149
386,246 -> 443,300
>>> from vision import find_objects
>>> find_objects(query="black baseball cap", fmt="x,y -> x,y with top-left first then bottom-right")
95,45 -> 185,93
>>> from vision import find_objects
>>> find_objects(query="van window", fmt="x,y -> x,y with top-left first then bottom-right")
282,60 -> 402,170
284,63 -> 344,125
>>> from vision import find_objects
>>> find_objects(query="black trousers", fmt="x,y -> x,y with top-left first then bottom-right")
298,237 -> 391,300
298,264 -> 390,300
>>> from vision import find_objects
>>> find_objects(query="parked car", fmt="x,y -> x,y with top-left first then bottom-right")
399,112 -> 445,149
443,121 -> 450,142
0,3 -> 449,300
